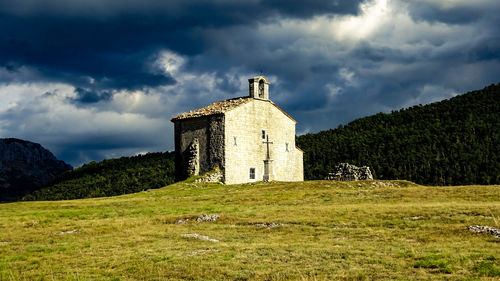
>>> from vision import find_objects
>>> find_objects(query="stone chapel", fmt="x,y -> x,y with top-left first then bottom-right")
171,76 -> 303,184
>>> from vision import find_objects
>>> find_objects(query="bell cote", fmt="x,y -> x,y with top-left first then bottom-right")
248,76 -> 270,100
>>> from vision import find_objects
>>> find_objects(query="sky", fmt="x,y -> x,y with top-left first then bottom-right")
0,0 -> 499,166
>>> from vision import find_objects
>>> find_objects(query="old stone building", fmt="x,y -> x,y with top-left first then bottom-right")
171,76 -> 303,184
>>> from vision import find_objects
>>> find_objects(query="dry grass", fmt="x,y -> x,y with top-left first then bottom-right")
0,180 -> 499,280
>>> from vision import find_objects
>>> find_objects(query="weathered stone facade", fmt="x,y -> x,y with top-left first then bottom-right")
173,115 -> 225,181
224,98 -> 303,184
171,76 -> 304,184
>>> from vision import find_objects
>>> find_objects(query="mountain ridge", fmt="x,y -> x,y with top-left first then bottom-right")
0,138 -> 72,201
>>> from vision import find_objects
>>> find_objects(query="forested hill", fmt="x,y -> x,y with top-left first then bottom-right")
296,83 -> 500,185
23,152 -> 175,201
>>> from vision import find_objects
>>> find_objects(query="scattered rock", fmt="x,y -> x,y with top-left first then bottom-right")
254,222 -> 283,228
182,233 -> 219,242
175,219 -> 190,224
187,248 -> 219,256
196,214 -> 219,222
408,216 -> 424,220
467,225 -> 500,238
371,181 -> 396,187
57,229 -> 78,235
25,221 -> 39,227
324,163 -> 373,181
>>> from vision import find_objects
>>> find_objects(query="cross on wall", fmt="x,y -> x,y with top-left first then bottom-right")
263,135 -> 273,160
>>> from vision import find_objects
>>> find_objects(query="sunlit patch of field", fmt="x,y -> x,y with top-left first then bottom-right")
0,180 -> 498,280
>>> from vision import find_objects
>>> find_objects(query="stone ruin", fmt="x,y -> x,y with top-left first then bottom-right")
186,138 -> 199,176
325,163 -> 373,181
194,166 -> 223,183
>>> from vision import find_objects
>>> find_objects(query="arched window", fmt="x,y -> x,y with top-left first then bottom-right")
258,79 -> 265,98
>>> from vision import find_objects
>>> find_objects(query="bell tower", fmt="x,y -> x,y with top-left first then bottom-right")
248,76 -> 270,100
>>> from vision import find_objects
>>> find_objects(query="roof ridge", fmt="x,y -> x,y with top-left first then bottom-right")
171,96 -> 252,121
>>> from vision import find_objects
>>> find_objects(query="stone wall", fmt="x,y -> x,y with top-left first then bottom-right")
224,99 -> 303,184
173,115 -> 225,181
208,115 -> 225,172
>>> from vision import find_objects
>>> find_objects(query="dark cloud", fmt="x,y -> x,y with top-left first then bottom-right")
266,0 -> 361,18
0,0 -> 364,95
469,37 -> 500,62
70,88 -> 113,104
0,0 -> 363,19
407,2 -> 499,24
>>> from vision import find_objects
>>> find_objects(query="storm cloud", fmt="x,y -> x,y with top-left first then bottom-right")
0,0 -> 499,165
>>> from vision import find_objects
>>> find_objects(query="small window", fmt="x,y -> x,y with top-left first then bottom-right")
233,136 -> 237,146
261,130 -> 266,139
249,168 -> 256,179
258,80 -> 265,98
285,142 -> 289,152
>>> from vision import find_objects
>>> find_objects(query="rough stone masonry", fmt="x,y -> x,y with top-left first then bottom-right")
325,163 -> 374,181
171,76 -> 303,184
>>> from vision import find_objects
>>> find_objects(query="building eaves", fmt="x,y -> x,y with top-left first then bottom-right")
170,97 -> 253,121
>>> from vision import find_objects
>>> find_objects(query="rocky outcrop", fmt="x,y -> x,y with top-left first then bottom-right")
196,214 -> 220,222
0,138 -> 72,200
325,163 -> 373,181
467,225 -> 500,238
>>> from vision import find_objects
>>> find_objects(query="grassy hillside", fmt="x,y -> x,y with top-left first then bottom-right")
23,152 -> 175,201
1,180 -> 499,280
297,83 -> 500,185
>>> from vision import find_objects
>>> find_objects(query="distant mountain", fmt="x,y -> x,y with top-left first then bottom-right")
23,151 -> 175,201
0,138 -> 72,201
297,83 -> 500,185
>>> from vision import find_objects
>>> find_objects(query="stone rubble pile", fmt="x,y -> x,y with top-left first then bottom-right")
196,214 -> 220,222
194,169 -> 222,183
467,225 -> 500,238
325,163 -> 373,181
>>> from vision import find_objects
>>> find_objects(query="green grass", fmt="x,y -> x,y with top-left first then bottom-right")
0,180 -> 499,280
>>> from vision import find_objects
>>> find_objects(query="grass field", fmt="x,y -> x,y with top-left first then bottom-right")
0,180 -> 499,280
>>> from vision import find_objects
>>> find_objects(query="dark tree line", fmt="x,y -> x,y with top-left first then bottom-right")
296,83 -> 500,185
23,152 -> 175,201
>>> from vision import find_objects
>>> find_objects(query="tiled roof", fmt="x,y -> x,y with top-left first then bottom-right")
171,96 -> 296,123
171,97 -> 253,121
